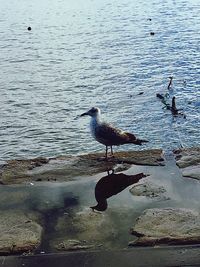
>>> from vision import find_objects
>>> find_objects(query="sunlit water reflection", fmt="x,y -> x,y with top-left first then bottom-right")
0,0 -> 200,161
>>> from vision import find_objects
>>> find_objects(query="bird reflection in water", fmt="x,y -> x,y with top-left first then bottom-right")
91,170 -> 148,212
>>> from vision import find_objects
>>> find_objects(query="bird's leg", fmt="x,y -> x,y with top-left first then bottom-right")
110,146 -> 114,157
105,146 -> 108,160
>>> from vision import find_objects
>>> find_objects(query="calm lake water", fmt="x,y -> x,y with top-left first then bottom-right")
0,0 -> 200,161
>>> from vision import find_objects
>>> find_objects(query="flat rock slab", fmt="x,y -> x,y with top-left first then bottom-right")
80,149 -> 164,166
55,239 -> 94,251
0,211 -> 42,254
0,149 -> 163,185
182,165 -> 200,180
0,190 -> 29,210
129,181 -> 169,200
174,147 -> 200,168
174,147 -> 200,180
0,157 -> 49,185
130,208 -> 200,246
52,209 -> 117,251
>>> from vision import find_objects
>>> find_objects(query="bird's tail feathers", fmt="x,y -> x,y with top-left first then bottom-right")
133,138 -> 149,145
126,133 -> 148,145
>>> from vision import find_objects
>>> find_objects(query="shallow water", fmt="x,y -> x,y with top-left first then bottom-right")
1,157 -> 200,253
0,0 -> 200,161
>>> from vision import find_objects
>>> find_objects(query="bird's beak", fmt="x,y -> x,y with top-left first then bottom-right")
80,112 -> 89,117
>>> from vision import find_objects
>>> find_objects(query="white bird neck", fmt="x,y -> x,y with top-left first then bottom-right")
90,114 -> 101,125
90,114 -> 101,134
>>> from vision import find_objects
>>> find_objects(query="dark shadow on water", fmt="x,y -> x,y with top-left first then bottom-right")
26,193 -> 79,253
91,170 -> 148,212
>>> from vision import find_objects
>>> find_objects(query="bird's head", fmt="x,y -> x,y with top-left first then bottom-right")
80,107 -> 101,118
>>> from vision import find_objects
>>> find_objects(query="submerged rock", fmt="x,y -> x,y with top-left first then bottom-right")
55,239 -> 94,251
0,149 -> 163,184
129,181 -> 169,200
182,165 -> 200,180
0,211 -> 42,254
174,147 -> 200,180
130,208 -> 200,246
174,147 -> 200,168
51,208 -> 117,251
0,190 -> 29,210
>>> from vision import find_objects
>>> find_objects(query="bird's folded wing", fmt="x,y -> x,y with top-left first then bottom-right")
95,123 -> 133,144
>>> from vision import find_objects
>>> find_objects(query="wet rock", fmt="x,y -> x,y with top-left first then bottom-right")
112,163 -> 131,173
52,208 -> 117,250
0,149 -> 163,184
71,209 -> 116,242
130,208 -> 200,246
80,149 -> 164,166
0,157 -> 49,185
174,147 -> 200,168
182,165 -> 200,180
0,191 -> 29,209
174,147 -> 200,180
55,239 -> 94,251
28,156 -> 115,182
129,181 -> 169,200
0,211 -> 42,254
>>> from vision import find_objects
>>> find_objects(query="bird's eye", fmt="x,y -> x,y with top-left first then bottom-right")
91,107 -> 96,113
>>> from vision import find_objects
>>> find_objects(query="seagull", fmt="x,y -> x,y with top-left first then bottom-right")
80,107 -> 148,159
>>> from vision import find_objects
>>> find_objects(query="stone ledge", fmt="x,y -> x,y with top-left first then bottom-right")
130,208 -> 200,246
174,147 -> 200,180
0,149 -> 163,185
0,211 -> 42,254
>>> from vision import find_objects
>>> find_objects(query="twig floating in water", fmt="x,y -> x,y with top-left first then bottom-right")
171,97 -> 186,118
167,76 -> 173,90
171,97 -> 178,115
156,93 -> 171,110
156,94 -> 186,118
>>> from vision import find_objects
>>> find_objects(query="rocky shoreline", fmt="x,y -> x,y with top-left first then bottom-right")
130,208 -> 200,246
174,147 -> 200,180
0,147 -> 199,255
0,149 -> 163,185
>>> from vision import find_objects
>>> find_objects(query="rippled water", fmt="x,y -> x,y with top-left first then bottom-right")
0,0 -> 199,160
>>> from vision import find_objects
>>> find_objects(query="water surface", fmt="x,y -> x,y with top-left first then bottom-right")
0,0 -> 200,160
1,157 -> 200,252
